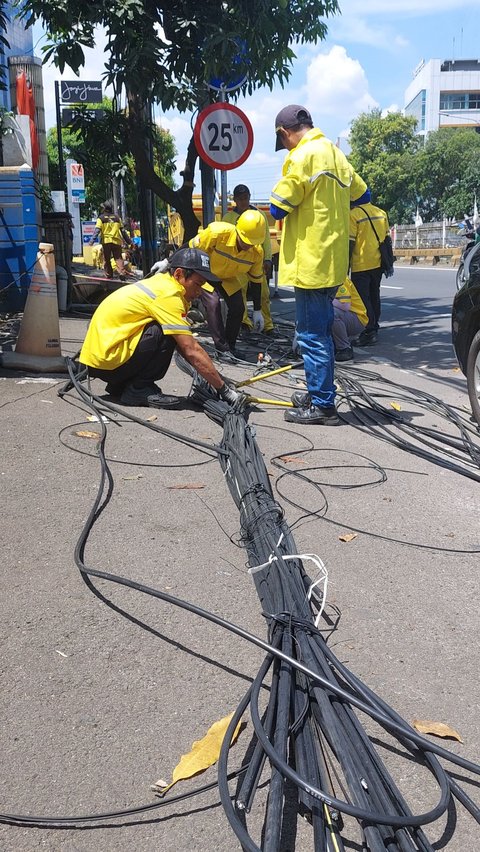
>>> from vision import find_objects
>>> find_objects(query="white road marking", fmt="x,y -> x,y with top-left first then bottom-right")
381,284 -> 403,290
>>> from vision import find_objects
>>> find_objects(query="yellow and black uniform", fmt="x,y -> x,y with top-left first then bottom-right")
79,273 -> 192,396
189,221 -> 264,352
349,202 -> 389,336
190,222 -> 264,295
95,213 -> 125,246
80,273 -> 191,370
93,212 -> 131,280
349,203 -> 389,273
223,206 -> 274,331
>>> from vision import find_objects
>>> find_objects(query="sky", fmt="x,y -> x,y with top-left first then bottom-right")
34,0 -> 479,201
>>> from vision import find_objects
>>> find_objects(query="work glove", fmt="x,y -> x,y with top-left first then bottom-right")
150,258 -> 169,275
252,310 -> 265,333
218,382 -> 248,409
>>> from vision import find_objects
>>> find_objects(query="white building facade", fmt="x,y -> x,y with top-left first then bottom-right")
404,58 -> 480,139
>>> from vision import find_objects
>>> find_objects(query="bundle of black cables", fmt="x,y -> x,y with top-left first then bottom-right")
184,360 -> 480,852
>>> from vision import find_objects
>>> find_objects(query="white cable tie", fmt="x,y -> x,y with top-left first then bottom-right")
248,551 -> 328,626
248,553 -> 277,576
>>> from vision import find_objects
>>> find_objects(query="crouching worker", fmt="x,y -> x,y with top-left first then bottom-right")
332,277 -> 368,362
79,247 -> 245,409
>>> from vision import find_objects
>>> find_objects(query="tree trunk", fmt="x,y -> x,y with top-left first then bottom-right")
127,92 -> 201,249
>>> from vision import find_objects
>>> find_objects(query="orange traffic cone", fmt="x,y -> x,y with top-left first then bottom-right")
1,243 -> 67,372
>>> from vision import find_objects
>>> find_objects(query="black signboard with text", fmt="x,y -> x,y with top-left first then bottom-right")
60,81 -> 103,104
62,108 -> 105,127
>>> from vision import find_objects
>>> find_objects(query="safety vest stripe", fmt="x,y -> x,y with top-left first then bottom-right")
162,323 -> 191,331
270,191 -> 296,210
134,282 -> 156,298
213,248 -> 253,267
310,170 -> 352,188
248,274 -> 263,282
355,215 -> 385,224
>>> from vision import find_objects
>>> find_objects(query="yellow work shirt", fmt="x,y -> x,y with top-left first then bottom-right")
270,128 -> 367,289
79,273 -> 192,370
350,203 -> 389,272
335,278 -> 368,326
189,221 -> 264,296
96,214 -> 124,246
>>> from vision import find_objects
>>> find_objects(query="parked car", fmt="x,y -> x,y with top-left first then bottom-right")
452,242 -> 480,425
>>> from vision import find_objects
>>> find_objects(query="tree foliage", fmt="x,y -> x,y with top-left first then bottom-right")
348,109 -> 480,224
16,0 -> 339,254
348,109 -> 421,224
414,128 -> 480,221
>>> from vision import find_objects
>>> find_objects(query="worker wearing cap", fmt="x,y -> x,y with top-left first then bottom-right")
189,210 -> 266,361
270,105 -> 367,425
79,247 -> 245,409
223,184 -> 275,335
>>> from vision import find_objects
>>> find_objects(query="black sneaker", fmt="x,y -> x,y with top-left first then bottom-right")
291,390 -> 311,408
284,404 -> 339,425
120,383 -> 181,408
335,347 -> 353,362
105,381 -> 125,397
353,330 -> 377,347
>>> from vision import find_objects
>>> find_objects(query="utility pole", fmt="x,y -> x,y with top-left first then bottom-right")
54,81 -> 65,195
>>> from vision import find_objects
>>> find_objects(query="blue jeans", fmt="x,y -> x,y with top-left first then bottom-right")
295,286 -> 338,407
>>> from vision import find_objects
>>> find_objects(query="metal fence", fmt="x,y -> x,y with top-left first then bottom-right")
393,222 -> 466,249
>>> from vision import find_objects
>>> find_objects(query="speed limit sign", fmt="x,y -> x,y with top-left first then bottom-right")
194,103 -> 254,171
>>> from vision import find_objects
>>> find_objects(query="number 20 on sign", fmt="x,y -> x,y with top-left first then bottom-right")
194,103 -> 254,171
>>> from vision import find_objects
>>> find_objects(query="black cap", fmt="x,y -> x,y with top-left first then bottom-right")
233,184 -> 250,197
275,104 -> 313,151
168,247 -> 221,291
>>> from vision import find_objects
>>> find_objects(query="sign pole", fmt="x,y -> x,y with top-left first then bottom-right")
54,81 -> 65,195
219,87 -> 228,218
66,158 -> 82,257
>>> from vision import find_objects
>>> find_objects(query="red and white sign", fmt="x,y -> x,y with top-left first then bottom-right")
194,103 -> 253,171
69,162 -> 85,188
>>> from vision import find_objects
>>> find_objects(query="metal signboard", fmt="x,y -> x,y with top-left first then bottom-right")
194,103 -> 253,171
60,81 -> 103,103
62,108 -> 105,126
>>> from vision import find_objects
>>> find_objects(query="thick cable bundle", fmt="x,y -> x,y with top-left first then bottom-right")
181,364 -> 480,852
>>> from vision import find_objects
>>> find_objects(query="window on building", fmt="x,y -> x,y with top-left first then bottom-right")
405,90 -> 426,131
440,92 -> 480,110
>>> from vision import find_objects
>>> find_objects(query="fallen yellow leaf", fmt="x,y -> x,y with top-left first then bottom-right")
339,532 -> 358,543
74,430 -> 100,440
390,402 -> 401,411
155,712 -> 242,796
413,719 -> 463,742
279,455 -> 307,464
146,414 -> 157,422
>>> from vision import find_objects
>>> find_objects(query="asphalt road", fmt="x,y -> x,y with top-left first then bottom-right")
1,266 -> 479,851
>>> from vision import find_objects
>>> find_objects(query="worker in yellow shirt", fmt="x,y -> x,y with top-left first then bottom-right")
222,184 -> 275,335
89,200 -> 133,281
79,247 -> 247,409
189,209 -> 265,362
332,277 -> 368,361
349,193 -> 390,346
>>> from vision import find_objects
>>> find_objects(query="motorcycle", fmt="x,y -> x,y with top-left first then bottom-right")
456,231 -> 477,290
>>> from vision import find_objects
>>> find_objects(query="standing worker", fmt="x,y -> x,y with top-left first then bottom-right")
89,200 -> 133,281
189,210 -> 266,362
78,247 -> 246,409
270,104 -> 367,425
349,193 -> 391,346
223,184 -> 275,335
